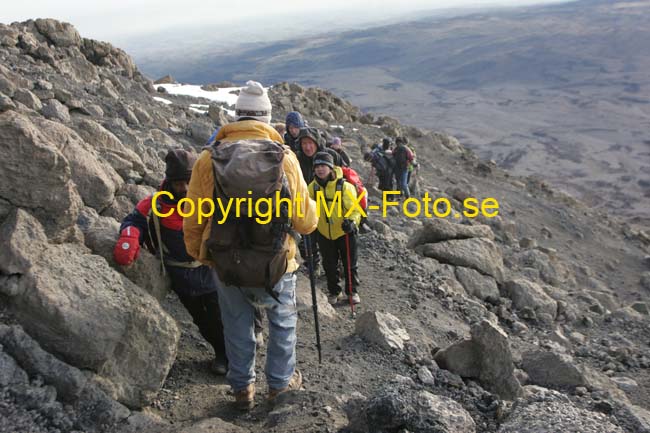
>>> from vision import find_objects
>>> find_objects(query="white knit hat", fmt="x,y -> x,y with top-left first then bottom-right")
235,80 -> 272,124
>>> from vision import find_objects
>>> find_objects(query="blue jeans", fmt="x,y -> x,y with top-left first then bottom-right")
396,169 -> 410,198
216,272 -> 297,392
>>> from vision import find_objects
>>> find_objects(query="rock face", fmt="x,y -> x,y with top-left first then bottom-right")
355,311 -> 410,350
0,111 -> 83,239
498,386 -> 623,433
0,209 -> 180,408
434,320 -> 522,400
364,387 -> 476,433
615,403 -> 650,433
408,219 -> 495,248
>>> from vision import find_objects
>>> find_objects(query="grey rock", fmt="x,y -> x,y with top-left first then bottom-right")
417,366 -> 436,385
503,279 -> 557,324
417,237 -> 505,282
355,311 -> 410,350
610,376 -> 639,393
34,18 -> 82,47
499,386 -> 622,433
365,388 -> 476,433
13,88 -> 42,111
631,301 -> 650,315
0,75 -> 17,97
0,111 -> 83,239
435,320 -> 522,400
0,345 -> 29,386
408,218 -> 494,248
521,350 -> 587,390
0,210 -> 180,408
0,92 -> 16,112
616,403 -> 650,433
455,266 -> 500,301
81,215 -> 171,301
42,99 -> 71,122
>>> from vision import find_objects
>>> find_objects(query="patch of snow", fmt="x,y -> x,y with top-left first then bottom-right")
189,106 -> 208,114
155,83 -> 242,107
352,128 -> 359,132
330,124 -> 345,130
153,96 -> 172,105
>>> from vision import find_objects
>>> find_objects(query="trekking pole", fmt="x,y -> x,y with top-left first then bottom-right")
344,232 -> 356,319
305,234 -> 322,364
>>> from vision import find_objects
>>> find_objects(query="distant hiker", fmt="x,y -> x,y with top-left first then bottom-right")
274,122 -> 286,137
406,140 -> 419,194
113,149 -> 229,375
184,81 -> 318,409
328,136 -> 351,167
364,147 -> 394,191
308,152 -> 362,305
393,136 -> 414,198
284,111 -> 306,153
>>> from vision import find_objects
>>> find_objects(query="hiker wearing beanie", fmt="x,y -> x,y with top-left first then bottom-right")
113,149 -> 229,375
308,152 -> 362,305
184,80 -> 318,410
328,136 -> 351,167
295,126 -> 341,275
284,111 -> 306,153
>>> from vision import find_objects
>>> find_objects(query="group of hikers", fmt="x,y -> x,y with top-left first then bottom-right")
112,80 -> 414,410
364,137 -> 418,197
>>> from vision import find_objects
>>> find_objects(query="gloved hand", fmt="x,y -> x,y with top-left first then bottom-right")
113,226 -> 141,266
341,219 -> 356,234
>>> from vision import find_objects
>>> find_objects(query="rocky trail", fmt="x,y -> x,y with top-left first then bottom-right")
1,18 -> 650,433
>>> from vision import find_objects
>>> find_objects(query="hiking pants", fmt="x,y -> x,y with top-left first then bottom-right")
395,168 -> 410,198
216,272 -> 298,392
317,232 -> 359,296
176,291 -> 227,361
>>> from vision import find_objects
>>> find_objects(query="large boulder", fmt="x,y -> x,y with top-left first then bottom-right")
416,237 -> 505,282
616,403 -> 650,433
503,279 -> 557,324
0,110 -> 83,239
355,311 -> 410,351
42,99 -> 71,123
0,209 -> 180,408
81,213 -> 171,301
498,386 -> 623,433
434,320 -> 522,400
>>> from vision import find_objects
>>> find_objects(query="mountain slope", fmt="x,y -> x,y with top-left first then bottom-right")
137,0 -> 650,226
1,18 -> 650,433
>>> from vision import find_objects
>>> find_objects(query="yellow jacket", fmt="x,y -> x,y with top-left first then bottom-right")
308,167 -> 362,240
183,120 -> 318,273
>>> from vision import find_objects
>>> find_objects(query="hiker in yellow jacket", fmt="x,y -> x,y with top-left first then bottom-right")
308,151 -> 362,305
183,81 -> 317,410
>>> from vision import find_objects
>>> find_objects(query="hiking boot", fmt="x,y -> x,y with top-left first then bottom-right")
210,356 -> 228,376
268,370 -> 302,401
351,293 -> 361,305
328,292 -> 344,305
255,331 -> 264,348
234,383 -> 255,410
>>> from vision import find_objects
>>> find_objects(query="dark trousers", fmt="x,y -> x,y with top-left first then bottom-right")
317,231 -> 359,296
176,291 -> 227,360
176,292 -> 264,362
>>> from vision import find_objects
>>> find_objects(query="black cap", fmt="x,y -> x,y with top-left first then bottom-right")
165,149 -> 196,181
313,151 -> 334,169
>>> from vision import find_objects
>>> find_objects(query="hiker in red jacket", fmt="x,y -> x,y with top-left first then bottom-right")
113,149 -> 263,375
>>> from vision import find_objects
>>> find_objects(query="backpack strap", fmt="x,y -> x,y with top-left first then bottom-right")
149,207 -> 167,276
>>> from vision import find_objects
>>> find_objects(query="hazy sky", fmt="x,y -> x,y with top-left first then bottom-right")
1,0 -> 571,41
